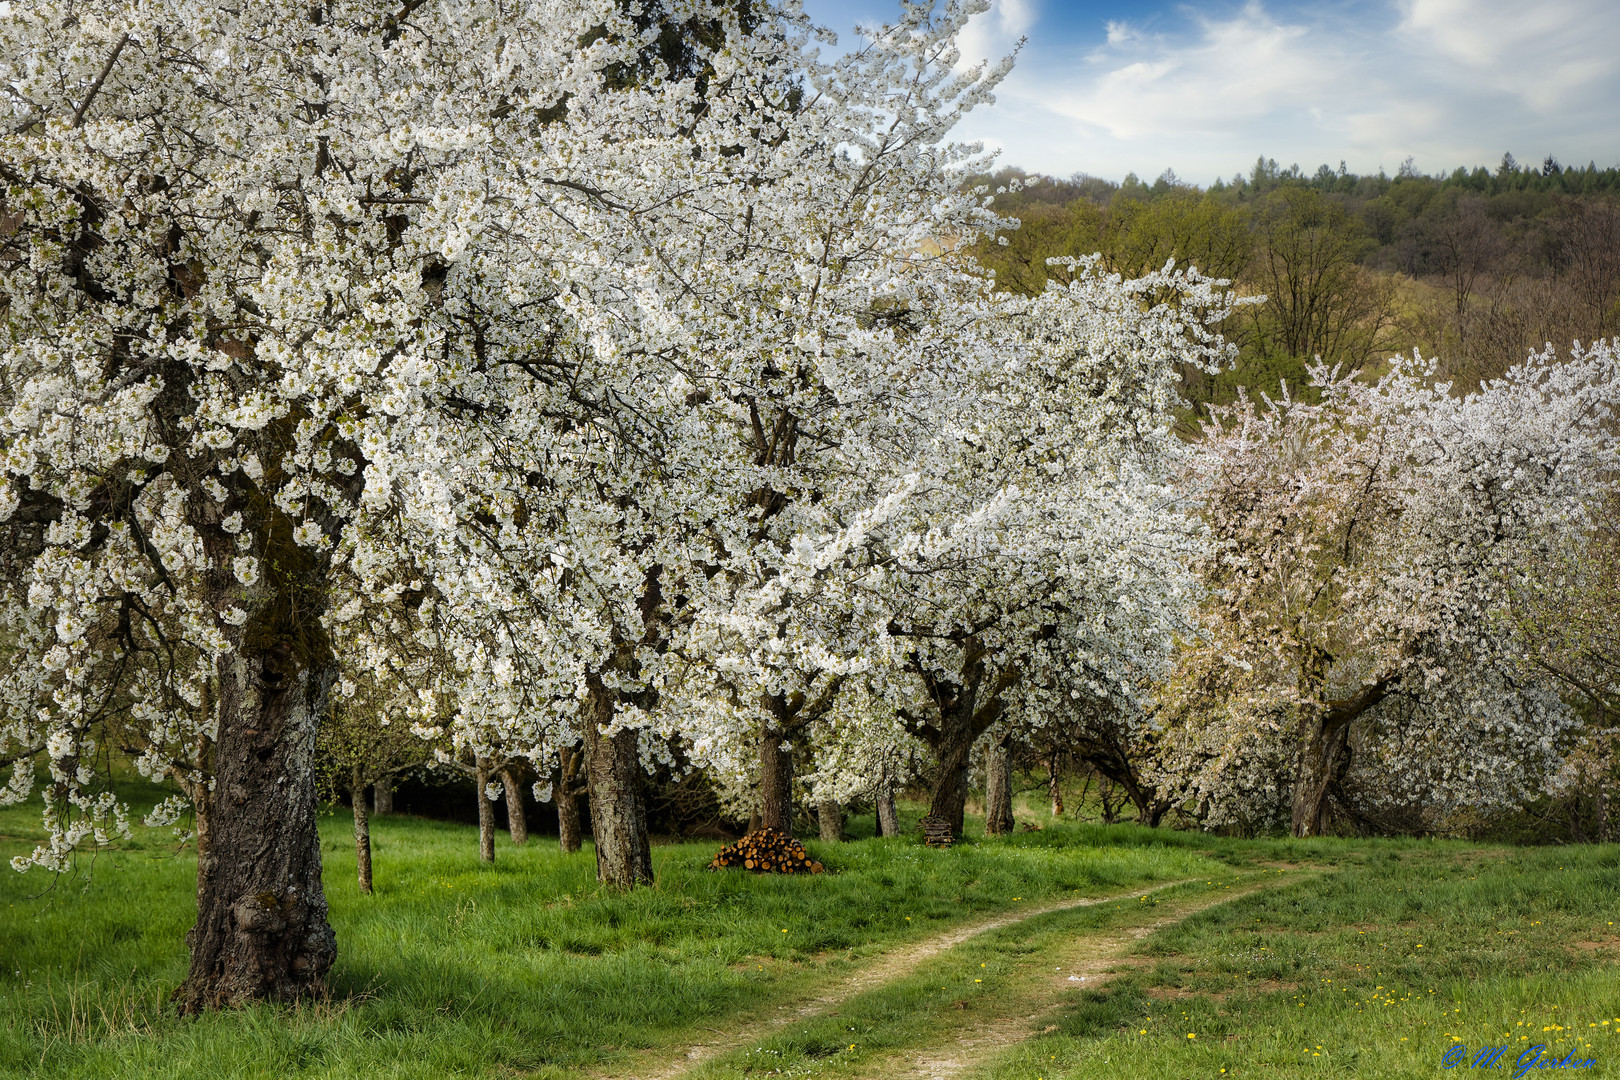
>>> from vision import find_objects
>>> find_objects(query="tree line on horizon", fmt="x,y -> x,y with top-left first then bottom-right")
968,154 -> 1620,417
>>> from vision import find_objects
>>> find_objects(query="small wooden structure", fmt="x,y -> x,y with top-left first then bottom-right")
917,814 -> 955,848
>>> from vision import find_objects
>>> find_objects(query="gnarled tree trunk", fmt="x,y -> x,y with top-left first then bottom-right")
927,714 -> 976,836
501,767 -> 528,846
914,643 -> 1018,837
351,764 -> 373,895
176,647 -> 338,1014
1290,712 -> 1351,838
1289,677 -> 1394,838
984,737 -> 1014,835
584,672 -> 653,887
475,757 -> 496,863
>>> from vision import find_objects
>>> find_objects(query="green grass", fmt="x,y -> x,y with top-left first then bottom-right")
2,781 -> 1615,1080
972,843 -> 1620,1080
678,870 -> 1296,1080
0,784 -> 1230,1079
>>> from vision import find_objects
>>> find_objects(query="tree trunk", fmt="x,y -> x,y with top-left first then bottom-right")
1290,712 -> 1351,838
758,697 -> 796,834
1100,777 -> 1124,824
583,673 -> 653,887
194,783 -> 216,881
1597,781 -> 1613,844
556,746 -> 583,854
372,782 -> 393,816
350,765 -> 373,895
919,650 -> 1010,838
1290,673 -> 1391,838
475,757 -> 496,863
501,767 -> 528,846
176,649 -> 338,1014
1046,756 -> 1064,817
927,700 -> 978,836
1145,799 -> 1171,828
817,800 -> 844,842
984,738 -> 1014,835
875,787 -> 899,838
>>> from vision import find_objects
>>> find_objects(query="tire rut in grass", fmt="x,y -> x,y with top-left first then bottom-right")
891,879 -> 1290,1080
610,876 -> 1208,1080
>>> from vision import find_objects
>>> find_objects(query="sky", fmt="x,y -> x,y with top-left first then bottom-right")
800,0 -> 1620,186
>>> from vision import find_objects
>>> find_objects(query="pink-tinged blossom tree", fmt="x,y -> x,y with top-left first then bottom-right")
1159,347 -> 1620,836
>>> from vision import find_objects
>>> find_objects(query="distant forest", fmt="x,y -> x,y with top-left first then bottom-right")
968,154 -> 1620,416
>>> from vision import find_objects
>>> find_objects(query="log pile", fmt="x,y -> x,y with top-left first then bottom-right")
708,827 -> 825,874
918,814 -> 955,848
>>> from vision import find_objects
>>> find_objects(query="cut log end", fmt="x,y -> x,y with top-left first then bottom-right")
708,827 -> 825,875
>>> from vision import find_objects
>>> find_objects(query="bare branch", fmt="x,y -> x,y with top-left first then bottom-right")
71,33 -> 131,129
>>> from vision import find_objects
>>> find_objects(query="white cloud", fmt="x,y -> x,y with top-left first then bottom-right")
945,0 -> 1620,182
1046,3 -> 1332,139
1397,0 -> 1620,111
956,0 -> 1039,69
1402,0 -> 1583,67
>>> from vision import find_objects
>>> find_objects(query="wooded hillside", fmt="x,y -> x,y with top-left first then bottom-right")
969,156 -> 1620,413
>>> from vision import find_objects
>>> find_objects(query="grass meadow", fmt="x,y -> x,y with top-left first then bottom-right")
1,780 -> 1616,1079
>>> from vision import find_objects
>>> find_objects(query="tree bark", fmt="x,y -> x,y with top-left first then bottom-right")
984,737 -> 1014,835
350,764 -> 373,895
372,782 -> 393,816
915,645 -> 1016,837
1046,756 -> 1064,818
1144,799 -> 1172,828
1290,712 -> 1350,838
556,746 -> 583,854
1289,678 -> 1392,838
176,648 -> 338,1014
875,787 -> 899,838
475,757 -> 496,863
926,696 -> 979,835
583,672 -> 653,887
817,800 -> 844,842
927,731 -> 973,835
758,700 -> 796,834
501,767 -> 528,846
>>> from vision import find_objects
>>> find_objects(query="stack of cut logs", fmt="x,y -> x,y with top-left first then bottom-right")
917,814 -> 955,848
708,827 -> 825,874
